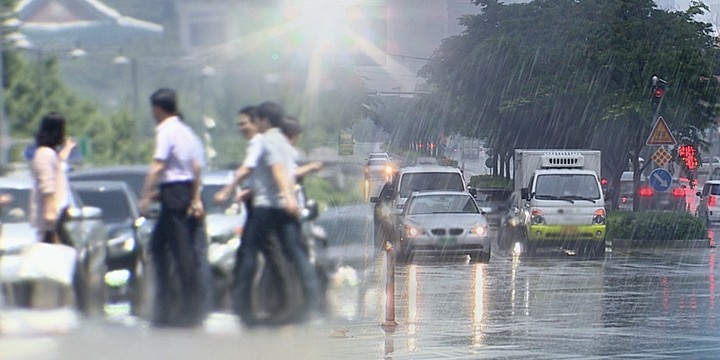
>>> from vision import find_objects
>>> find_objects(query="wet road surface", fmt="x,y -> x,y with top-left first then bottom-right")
3,203 -> 720,359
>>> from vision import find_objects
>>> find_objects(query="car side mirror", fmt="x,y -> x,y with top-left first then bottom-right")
301,199 -> 320,221
369,196 -> 379,203
521,188 -> 530,201
696,191 -> 702,197
480,207 -> 492,215
468,187 -> 477,197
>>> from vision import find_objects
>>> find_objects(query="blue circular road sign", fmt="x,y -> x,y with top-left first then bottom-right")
649,168 -> 673,192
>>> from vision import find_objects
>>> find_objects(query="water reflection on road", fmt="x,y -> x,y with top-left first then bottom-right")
4,204 -> 720,359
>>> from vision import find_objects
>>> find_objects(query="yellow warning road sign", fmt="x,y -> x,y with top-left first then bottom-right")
646,116 -> 677,145
651,146 -> 672,168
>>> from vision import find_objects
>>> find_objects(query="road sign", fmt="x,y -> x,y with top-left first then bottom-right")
649,168 -> 673,192
651,146 -> 672,168
646,116 -> 677,145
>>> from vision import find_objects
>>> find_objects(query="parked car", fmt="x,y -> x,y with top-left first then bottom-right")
69,165 -> 150,199
0,175 -> 109,317
498,192 -> 525,252
470,187 -> 513,237
636,178 -> 687,212
395,191 -> 491,263
616,171 -> 645,211
696,180 -> 720,225
70,180 -> 154,316
200,170 -> 242,309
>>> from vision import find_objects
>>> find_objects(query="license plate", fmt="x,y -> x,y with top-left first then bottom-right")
560,227 -> 578,235
439,237 -> 457,246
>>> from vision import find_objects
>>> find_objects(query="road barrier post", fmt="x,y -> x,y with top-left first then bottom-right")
381,240 -> 397,332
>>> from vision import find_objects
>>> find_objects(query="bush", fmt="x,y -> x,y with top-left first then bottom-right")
607,211 -> 707,243
468,175 -> 513,189
302,175 -> 364,210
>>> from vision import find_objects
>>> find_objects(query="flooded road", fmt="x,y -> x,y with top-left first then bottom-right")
4,203 -> 720,359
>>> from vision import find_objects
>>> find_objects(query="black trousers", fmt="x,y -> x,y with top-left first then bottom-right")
151,181 -> 212,327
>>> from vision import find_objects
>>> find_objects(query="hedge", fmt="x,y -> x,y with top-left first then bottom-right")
468,175 -> 513,189
607,211 -> 707,243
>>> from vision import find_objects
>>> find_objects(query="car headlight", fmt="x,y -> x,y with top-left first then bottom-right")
404,225 -> 424,237
107,232 -> 136,252
470,225 -> 487,236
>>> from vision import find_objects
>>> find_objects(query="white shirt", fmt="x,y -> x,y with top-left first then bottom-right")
153,116 -> 205,184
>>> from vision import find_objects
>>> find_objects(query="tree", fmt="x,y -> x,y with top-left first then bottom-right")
408,0 -> 720,208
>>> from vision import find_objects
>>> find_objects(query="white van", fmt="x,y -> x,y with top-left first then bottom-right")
370,165 -> 468,249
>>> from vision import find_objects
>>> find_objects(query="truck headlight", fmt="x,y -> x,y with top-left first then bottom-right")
593,209 -> 606,225
531,209 -> 544,225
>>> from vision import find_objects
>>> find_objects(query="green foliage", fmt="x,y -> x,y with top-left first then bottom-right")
378,0 -> 720,189
303,175 -> 364,210
468,175 -> 512,189
607,211 -> 707,243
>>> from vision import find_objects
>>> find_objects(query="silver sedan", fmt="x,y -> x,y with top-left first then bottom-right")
395,191 -> 491,263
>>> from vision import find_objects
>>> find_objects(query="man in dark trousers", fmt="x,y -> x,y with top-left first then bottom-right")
138,88 -> 211,327
233,101 -> 322,326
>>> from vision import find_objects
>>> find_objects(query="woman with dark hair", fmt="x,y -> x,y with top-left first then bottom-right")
30,112 -> 76,244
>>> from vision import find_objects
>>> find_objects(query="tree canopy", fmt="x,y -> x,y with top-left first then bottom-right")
382,0 -> 720,194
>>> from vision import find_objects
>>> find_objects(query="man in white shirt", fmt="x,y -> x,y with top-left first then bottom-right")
139,88 -> 211,328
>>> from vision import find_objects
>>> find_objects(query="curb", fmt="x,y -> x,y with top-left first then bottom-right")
608,239 -> 714,249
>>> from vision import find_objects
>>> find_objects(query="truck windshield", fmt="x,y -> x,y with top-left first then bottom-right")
399,172 -> 465,198
534,174 -> 601,200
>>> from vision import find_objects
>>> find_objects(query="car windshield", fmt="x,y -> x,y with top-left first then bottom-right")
74,189 -> 133,221
535,174 -> 601,200
367,159 -> 388,166
70,172 -> 146,198
708,184 -> 720,196
474,190 -> 512,206
408,194 -> 478,215
399,172 -> 465,198
0,188 -> 30,223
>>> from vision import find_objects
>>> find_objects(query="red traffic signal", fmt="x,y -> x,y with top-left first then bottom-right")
677,144 -> 698,170
653,87 -> 665,98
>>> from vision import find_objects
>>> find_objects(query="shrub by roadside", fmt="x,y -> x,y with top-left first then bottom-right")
607,211 -> 707,244
468,175 -> 513,189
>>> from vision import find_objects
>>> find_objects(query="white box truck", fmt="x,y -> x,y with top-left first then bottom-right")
510,150 -> 606,256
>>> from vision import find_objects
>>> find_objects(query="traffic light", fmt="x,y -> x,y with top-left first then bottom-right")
677,144 -> 698,170
651,76 -> 667,115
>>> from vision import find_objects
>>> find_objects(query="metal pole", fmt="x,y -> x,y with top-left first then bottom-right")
131,58 -> 140,164
381,240 -> 397,332
0,31 -> 6,175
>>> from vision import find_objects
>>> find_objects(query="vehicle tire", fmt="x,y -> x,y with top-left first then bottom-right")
471,250 -> 491,263
129,248 -> 154,318
73,256 -> 107,318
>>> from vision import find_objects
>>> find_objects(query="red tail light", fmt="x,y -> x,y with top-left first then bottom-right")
621,196 -> 627,203
710,195 -> 717,207
672,188 -> 685,197
638,186 -> 654,197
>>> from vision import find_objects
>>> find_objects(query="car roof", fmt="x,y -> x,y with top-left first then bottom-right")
0,175 -> 34,190
203,170 -> 233,185
68,164 -> 150,179
70,180 -> 132,192
398,165 -> 462,174
704,180 -> 720,185
409,190 -> 473,198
